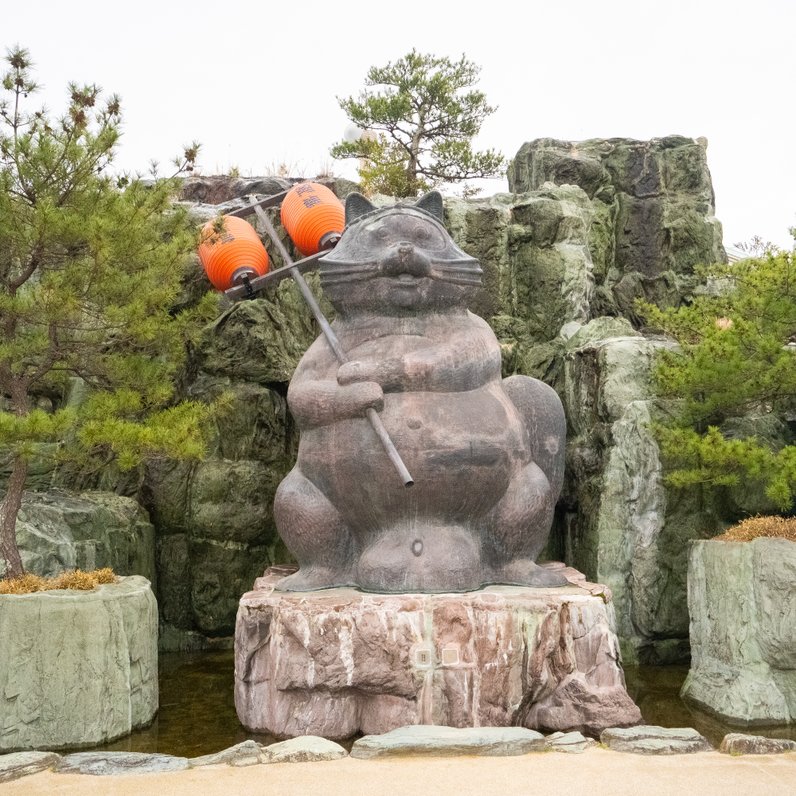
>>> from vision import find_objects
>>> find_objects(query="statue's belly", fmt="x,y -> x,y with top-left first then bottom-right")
298,382 -> 529,533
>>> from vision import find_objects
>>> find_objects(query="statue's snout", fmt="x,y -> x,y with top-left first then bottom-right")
381,242 -> 431,277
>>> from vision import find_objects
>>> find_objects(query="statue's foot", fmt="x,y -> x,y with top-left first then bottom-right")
491,559 -> 569,588
275,567 -> 353,592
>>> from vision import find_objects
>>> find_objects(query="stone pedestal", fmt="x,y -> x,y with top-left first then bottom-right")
0,576 -> 158,752
234,565 -> 641,739
681,539 -> 796,725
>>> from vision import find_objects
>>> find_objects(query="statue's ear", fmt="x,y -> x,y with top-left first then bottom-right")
345,192 -> 376,225
415,191 -> 444,222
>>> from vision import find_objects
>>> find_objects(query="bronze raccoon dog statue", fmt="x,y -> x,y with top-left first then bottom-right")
274,191 -> 566,593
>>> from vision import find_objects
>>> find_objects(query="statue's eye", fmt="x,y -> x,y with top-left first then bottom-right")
374,226 -> 390,240
414,225 -> 431,240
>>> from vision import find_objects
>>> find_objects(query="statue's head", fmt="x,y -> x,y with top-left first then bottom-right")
319,191 -> 482,316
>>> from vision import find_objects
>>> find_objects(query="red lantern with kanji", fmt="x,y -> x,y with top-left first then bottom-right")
198,215 -> 269,291
280,182 -> 345,257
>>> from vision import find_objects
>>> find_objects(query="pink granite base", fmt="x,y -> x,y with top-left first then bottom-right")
234,565 -> 642,739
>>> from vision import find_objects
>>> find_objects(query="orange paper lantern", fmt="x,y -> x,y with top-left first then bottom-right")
198,215 -> 269,291
280,182 -> 345,257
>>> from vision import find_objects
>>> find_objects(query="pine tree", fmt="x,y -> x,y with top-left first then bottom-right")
641,248 -> 796,511
0,47 -> 217,577
330,50 -> 504,197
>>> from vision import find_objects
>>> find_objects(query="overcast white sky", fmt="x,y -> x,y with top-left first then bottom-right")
5,0 -> 795,248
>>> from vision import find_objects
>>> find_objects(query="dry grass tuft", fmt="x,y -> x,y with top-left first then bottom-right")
55,570 -> 99,590
715,515 -> 796,542
0,568 -> 118,594
0,573 -> 48,594
93,567 -> 116,584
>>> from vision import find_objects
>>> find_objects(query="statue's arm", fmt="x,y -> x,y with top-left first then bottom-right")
288,342 -> 384,429
338,314 -> 502,392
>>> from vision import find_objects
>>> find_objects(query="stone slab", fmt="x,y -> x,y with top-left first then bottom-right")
235,566 -> 641,739
0,751 -> 61,783
719,733 -> 796,755
600,726 -> 712,754
545,731 -> 595,753
350,725 -> 545,759
189,740 -> 265,767
57,752 -> 189,775
0,576 -> 159,752
262,736 -> 348,763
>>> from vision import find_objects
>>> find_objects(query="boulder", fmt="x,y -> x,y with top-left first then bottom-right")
0,576 -> 158,752
681,538 -> 796,725
508,137 -> 726,318
180,175 -> 292,205
196,294 -> 316,386
235,567 -> 641,739
444,187 -> 596,382
189,740 -> 265,767
57,752 -> 188,775
544,731 -> 595,753
562,320 -> 721,663
142,375 -> 297,645
2,491 -> 155,583
262,736 -> 348,763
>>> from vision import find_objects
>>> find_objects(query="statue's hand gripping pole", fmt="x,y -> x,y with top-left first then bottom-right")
249,199 -> 414,488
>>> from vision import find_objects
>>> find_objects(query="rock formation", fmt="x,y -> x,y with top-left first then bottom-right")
0,491 -> 155,583
6,140 -> 736,661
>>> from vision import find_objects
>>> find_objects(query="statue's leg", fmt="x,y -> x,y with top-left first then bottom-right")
485,461 -> 568,587
273,467 -> 355,591
502,374 -> 566,502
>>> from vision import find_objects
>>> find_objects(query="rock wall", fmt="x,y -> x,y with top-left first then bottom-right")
4,144 -> 731,660
561,319 -> 720,662
508,136 -> 726,321
448,138 -> 727,663
125,146 -> 729,657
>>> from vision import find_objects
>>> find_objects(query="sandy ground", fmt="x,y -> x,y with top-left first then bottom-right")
2,749 -> 795,796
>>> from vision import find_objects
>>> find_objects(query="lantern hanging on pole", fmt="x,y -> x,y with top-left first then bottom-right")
280,182 -> 345,257
198,215 -> 270,291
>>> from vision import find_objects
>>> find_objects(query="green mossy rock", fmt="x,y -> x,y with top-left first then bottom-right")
197,291 -> 317,385
563,320 -> 721,663
508,137 -> 726,319
3,491 -> 155,583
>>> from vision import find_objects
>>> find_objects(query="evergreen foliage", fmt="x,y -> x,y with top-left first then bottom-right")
640,248 -> 796,511
330,50 -> 504,197
0,47 -> 219,577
